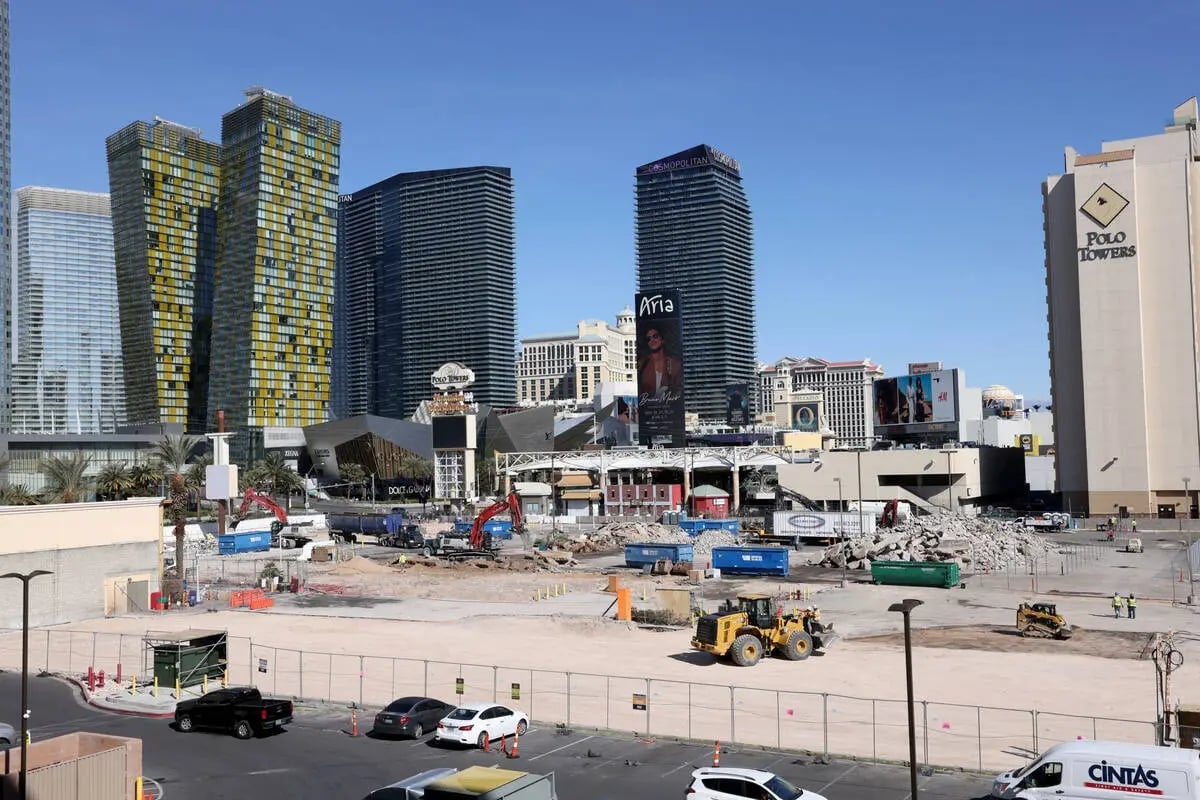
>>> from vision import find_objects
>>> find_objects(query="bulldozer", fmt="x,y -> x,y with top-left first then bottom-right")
691,594 -> 838,666
1016,602 -> 1073,639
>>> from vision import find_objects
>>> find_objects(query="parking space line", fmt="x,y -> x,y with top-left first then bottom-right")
816,763 -> 858,794
660,762 -> 695,778
527,734 -> 594,761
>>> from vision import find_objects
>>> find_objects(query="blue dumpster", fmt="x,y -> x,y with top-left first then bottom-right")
624,542 -> 695,568
710,546 -> 790,577
218,532 -> 271,555
678,519 -> 740,537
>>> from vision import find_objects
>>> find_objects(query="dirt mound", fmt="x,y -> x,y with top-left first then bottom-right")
855,624 -> 1154,660
329,556 -> 395,576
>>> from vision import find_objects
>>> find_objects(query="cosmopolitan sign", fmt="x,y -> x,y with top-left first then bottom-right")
637,146 -> 741,177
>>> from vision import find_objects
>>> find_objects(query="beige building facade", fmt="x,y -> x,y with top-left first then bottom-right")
1045,97 -> 1200,516
758,357 -> 883,446
517,308 -> 636,404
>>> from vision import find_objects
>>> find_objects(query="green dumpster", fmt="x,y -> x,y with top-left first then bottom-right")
870,560 -> 960,589
146,630 -> 229,689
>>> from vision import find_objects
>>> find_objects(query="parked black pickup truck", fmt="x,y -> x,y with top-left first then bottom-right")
174,687 -> 293,740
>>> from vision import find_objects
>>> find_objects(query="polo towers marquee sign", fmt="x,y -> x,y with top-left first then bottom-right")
431,362 -> 475,392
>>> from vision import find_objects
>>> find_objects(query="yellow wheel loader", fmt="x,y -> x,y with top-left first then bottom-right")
691,594 -> 838,666
1016,602 -> 1073,639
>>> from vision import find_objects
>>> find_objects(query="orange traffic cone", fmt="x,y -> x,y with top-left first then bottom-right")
481,732 -> 490,751
713,740 -> 721,767
508,730 -> 520,759
499,734 -> 506,755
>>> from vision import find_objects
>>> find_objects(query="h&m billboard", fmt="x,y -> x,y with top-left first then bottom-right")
635,289 -> 686,448
873,369 -> 960,433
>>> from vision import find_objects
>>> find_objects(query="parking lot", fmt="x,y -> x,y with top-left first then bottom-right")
2,671 -> 994,799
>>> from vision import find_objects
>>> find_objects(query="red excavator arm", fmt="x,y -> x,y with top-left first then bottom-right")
230,488 -> 289,530
469,492 -> 524,550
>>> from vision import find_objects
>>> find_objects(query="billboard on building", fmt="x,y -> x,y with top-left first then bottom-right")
598,395 -> 639,446
873,369 -> 959,433
790,402 -> 820,432
726,384 -> 750,427
635,289 -> 686,448
907,361 -> 942,375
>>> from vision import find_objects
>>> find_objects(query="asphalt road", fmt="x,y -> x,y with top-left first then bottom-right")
0,670 -> 994,800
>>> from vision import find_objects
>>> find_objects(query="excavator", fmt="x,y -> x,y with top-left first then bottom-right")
229,488 -> 289,537
1016,602 -> 1073,639
422,493 -> 525,559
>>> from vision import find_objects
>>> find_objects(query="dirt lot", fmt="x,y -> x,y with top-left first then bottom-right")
855,624 -> 1157,660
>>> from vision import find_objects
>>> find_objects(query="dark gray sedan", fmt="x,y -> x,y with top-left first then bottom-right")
372,697 -> 454,739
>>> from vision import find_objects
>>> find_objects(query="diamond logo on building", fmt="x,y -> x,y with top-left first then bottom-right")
1080,183 -> 1130,229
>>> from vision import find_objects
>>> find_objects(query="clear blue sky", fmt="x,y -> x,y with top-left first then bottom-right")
11,1 -> 1200,401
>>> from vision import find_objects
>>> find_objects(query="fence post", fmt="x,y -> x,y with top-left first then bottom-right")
1031,710 -> 1039,755
872,699 -> 877,761
977,705 -> 983,771
529,670 -> 535,722
823,693 -> 829,759
566,672 -> 572,726
44,629 -> 51,673
646,678 -> 651,735
273,647 -> 278,696
606,676 -> 611,730
92,632 -> 97,670
423,660 -> 429,697
922,701 -> 929,766
493,666 -> 498,703
688,683 -> 693,740
300,652 -> 304,699
359,655 -> 365,707
776,690 -> 782,749
391,658 -> 396,700
327,653 -> 332,702
730,687 -> 736,744
1092,717 -> 1097,741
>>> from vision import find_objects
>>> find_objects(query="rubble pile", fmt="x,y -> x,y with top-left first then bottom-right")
815,511 -> 1058,572
569,521 -> 737,558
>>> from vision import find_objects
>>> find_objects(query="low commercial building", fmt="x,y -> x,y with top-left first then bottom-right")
0,497 -> 162,627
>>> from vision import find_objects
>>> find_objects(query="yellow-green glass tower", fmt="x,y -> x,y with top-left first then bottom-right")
208,88 -> 340,458
106,118 -> 221,430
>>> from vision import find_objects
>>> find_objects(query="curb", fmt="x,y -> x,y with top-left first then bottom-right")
57,674 -> 177,719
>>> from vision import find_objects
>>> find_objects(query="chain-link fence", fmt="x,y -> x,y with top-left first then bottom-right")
0,627 -> 1157,772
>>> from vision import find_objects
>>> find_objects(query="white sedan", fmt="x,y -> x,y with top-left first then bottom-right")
434,702 -> 528,748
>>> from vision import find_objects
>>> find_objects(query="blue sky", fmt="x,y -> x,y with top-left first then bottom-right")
11,1 -> 1200,401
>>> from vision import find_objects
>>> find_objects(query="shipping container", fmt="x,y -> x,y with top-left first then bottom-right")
870,560 -> 961,589
623,542 -> 695,568
678,519 -> 740,536
218,532 -> 272,555
710,546 -> 790,577
769,510 -> 876,539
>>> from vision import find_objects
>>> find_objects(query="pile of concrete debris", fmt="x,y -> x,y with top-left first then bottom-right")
569,521 -> 737,558
815,511 -> 1058,572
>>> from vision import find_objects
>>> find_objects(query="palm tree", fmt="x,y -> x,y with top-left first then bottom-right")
129,463 -> 163,497
254,452 -> 302,505
95,462 -> 134,501
0,484 -> 37,506
151,434 -> 203,605
40,453 -> 92,503
339,462 -> 367,500
185,454 -> 213,514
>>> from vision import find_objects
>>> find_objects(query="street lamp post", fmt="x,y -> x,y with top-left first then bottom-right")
3,569 -> 52,800
1186,477 -> 1196,604
889,598 -> 924,800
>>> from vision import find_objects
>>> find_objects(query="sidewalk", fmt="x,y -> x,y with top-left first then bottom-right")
60,672 -> 205,718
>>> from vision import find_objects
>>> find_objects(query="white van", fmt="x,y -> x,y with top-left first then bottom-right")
992,740 -> 1200,799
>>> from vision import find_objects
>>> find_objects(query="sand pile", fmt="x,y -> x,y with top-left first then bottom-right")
329,556 -> 396,576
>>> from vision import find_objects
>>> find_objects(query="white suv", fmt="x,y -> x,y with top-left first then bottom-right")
686,767 -> 826,800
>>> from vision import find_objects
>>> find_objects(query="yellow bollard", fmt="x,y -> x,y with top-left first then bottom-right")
152,676 -> 157,698
175,677 -> 181,698
136,776 -> 144,800
641,585 -> 647,602
23,730 -> 30,745
203,674 -> 209,693
562,582 -> 568,594
223,669 -> 228,688
552,584 -> 559,598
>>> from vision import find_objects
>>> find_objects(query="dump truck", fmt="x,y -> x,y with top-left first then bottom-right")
1016,602 -> 1073,639
691,593 -> 837,666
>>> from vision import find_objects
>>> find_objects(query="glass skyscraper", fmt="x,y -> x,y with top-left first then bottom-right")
106,118 -> 220,431
334,167 -> 516,420
635,144 -> 755,421
11,187 -> 126,433
0,0 -> 12,432
208,88 -> 340,456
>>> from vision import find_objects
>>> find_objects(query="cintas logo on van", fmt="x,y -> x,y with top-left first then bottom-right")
1085,760 -> 1162,795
